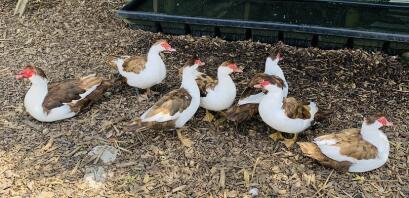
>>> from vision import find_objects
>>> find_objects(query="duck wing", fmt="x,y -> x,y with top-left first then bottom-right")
314,128 -> 378,161
43,74 -> 111,113
282,97 -> 311,119
238,73 -> 285,105
141,88 -> 192,123
122,55 -> 147,74
225,103 -> 258,122
196,73 -> 218,97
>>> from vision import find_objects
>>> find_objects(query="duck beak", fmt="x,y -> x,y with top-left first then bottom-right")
276,53 -> 284,61
234,67 -> 243,73
164,47 -> 176,53
16,70 -> 25,80
15,74 -> 24,80
253,84 -> 262,88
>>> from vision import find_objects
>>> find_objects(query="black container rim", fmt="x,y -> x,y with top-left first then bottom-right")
117,10 -> 409,43
311,0 -> 409,8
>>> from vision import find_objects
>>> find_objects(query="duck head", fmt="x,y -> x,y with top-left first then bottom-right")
151,40 -> 176,53
16,64 -> 47,82
254,80 -> 283,94
364,113 -> 393,129
182,57 -> 205,79
218,60 -> 242,75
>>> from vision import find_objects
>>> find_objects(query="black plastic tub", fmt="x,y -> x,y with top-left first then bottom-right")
117,0 -> 409,55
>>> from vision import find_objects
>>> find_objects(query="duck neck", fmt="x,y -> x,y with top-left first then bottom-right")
360,122 -> 389,156
265,58 -> 286,81
116,58 -> 125,71
262,87 -> 284,107
26,76 -> 49,105
181,74 -> 200,98
147,47 -> 163,66
217,69 -> 233,85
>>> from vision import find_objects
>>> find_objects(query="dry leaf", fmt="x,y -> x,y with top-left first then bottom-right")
25,38 -> 33,45
41,137 -> 54,151
210,166 -> 217,175
143,174 -> 150,184
172,185 -> 187,193
278,189 -> 287,195
37,191 -> 54,198
303,173 -> 316,186
219,168 -> 225,189
177,130 -> 193,147
243,169 -> 250,188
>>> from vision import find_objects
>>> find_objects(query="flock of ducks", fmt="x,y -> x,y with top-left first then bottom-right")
16,40 -> 393,173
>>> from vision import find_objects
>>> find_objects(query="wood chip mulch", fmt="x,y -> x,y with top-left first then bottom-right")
0,0 -> 408,197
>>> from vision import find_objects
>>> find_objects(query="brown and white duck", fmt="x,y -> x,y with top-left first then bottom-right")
196,61 -> 242,121
128,58 -> 204,132
108,40 -> 176,95
226,53 -> 286,122
298,113 -> 392,172
256,80 -> 318,148
16,64 -> 112,122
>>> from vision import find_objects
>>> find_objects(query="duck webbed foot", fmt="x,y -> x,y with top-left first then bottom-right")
269,131 -> 284,141
203,110 -> 215,122
176,128 -> 193,147
282,133 -> 298,149
214,116 -> 227,126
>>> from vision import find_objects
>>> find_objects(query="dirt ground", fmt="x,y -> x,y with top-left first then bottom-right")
1,0 -> 408,197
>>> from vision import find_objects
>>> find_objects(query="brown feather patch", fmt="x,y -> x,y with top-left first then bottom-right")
122,56 -> 147,74
196,73 -> 218,97
33,67 -> 47,79
282,97 -> 311,119
42,75 -> 111,113
24,65 -> 47,79
239,73 -> 285,101
317,128 -> 378,160
145,88 -> 192,119
69,80 -> 112,113
107,55 -> 120,69
298,142 -> 351,171
225,104 -> 258,122
153,39 -> 168,46
129,118 -> 176,130
79,75 -> 103,90
219,60 -> 236,68
365,112 -> 385,125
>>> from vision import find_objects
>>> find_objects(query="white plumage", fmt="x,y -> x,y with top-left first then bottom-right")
200,66 -> 237,111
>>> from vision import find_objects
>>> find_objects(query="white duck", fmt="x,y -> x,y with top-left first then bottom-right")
238,53 -> 287,105
16,64 -> 112,122
196,61 -> 242,121
265,53 -> 288,97
108,39 -> 176,95
225,53 -> 287,123
256,80 -> 318,148
129,58 -> 204,134
298,113 -> 392,172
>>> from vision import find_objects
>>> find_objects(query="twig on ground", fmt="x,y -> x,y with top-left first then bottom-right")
251,157 -> 261,181
341,189 -> 354,198
313,170 -> 334,197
